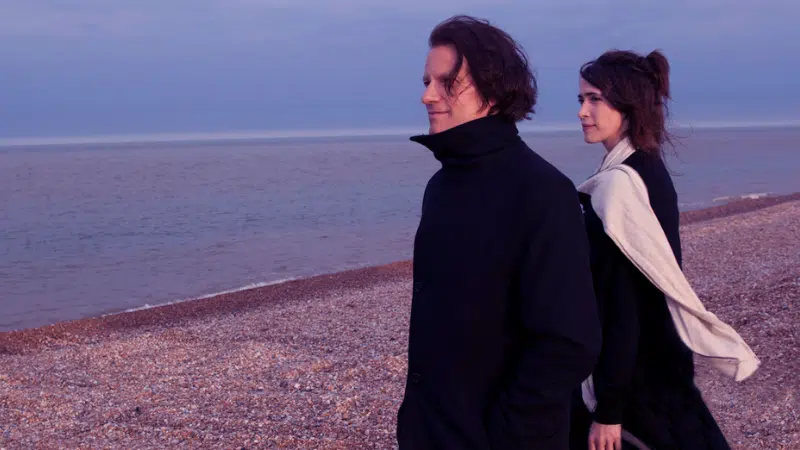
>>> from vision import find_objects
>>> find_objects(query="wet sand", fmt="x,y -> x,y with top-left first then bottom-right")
1,194 -> 798,449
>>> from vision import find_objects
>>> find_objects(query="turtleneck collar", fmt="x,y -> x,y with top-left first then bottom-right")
410,115 -> 521,166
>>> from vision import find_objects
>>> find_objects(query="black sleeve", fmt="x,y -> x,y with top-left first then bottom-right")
591,243 -> 642,425
487,181 -> 602,446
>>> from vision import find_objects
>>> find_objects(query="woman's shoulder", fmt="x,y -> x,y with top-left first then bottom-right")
622,150 -> 682,257
622,151 -> 676,199
622,151 -> 668,178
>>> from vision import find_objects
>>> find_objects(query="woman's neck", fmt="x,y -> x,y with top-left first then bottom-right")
603,132 -> 627,152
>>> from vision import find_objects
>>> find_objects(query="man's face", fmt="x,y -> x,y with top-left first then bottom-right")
421,45 -> 488,134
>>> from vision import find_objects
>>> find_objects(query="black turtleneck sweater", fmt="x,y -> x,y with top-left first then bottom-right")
396,116 -> 602,450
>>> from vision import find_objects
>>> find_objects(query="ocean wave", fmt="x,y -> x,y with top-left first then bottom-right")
713,192 -> 770,203
110,278 -> 299,316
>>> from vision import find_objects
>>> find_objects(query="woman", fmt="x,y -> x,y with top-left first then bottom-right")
569,50 -> 759,450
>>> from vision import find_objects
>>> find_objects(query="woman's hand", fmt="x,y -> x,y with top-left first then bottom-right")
588,421 -> 622,450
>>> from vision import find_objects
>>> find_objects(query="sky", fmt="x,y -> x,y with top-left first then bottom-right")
1,0 -> 799,139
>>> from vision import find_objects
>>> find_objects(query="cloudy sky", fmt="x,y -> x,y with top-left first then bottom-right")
1,0 -> 798,138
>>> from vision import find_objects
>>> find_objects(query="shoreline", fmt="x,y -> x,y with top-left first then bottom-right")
681,192 -> 800,224
0,261 -> 412,355
1,191 -> 798,354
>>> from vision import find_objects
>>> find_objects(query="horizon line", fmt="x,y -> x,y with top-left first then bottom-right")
2,119 -> 800,148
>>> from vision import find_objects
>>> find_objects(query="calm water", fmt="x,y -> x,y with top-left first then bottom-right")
1,126 -> 799,331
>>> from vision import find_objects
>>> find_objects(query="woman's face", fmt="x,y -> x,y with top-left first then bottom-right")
578,76 -> 625,151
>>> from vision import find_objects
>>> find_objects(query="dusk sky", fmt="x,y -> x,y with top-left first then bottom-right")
1,1 -> 798,139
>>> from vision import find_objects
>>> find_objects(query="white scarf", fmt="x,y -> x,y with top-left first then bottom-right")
577,138 -> 760,412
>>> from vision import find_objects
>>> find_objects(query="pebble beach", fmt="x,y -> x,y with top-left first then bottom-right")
1,194 -> 798,449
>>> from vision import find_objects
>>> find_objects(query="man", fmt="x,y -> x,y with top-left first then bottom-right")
397,15 -> 602,449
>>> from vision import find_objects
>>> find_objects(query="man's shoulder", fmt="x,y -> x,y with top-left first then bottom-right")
508,142 -> 577,198
509,144 -> 585,234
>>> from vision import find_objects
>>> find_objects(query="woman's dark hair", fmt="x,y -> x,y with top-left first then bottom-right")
429,15 -> 537,122
580,49 -> 673,157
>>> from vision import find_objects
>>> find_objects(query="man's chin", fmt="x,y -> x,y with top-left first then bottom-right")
428,120 -> 453,135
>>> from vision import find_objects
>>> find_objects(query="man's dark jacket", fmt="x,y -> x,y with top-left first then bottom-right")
397,115 -> 602,449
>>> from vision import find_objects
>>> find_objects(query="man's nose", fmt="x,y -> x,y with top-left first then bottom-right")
422,84 -> 439,105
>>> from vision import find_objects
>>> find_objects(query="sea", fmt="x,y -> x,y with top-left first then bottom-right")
1,125 -> 799,331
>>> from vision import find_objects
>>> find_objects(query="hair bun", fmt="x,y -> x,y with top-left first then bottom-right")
645,50 -> 671,99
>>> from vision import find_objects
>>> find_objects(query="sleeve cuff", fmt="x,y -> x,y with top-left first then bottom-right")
592,400 -> 625,425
